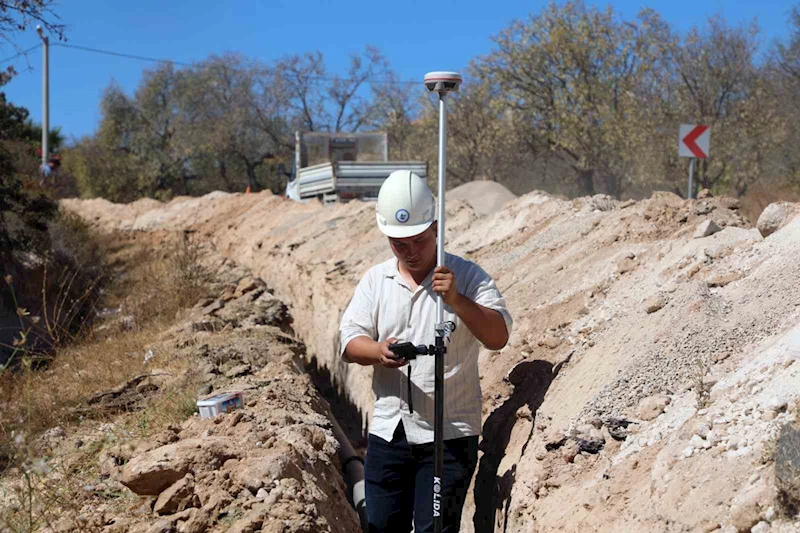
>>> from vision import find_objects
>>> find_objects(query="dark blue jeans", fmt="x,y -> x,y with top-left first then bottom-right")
364,422 -> 478,533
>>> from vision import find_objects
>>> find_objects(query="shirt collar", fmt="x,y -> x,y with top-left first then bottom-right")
383,257 -> 437,291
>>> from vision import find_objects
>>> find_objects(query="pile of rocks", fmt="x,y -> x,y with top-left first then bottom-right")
41,263 -> 361,533
105,358 -> 359,533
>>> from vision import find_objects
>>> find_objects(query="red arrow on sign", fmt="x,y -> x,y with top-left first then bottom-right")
682,125 -> 709,158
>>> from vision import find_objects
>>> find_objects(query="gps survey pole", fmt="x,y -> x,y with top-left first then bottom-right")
424,70 -> 461,533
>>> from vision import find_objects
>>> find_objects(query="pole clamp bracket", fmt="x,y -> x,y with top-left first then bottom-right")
435,321 -> 456,340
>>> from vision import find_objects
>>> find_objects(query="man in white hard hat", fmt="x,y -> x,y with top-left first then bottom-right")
339,170 -> 512,532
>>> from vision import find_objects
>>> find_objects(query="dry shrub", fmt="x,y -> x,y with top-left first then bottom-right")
0,230 -> 211,450
122,370 -> 203,439
0,320 -> 204,531
1,210 -> 108,368
0,320 -> 203,532
121,231 -> 212,330
0,328 -> 159,442
740,182 -> 800,225
0,230 -> 213,531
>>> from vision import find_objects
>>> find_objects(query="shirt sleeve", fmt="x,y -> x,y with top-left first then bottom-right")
339,268 -> 378,363
464,263 -> 513,339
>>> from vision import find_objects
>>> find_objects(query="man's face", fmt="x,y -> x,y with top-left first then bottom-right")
388,223 -> 437,273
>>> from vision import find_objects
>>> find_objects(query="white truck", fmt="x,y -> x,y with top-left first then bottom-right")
284,131 -> 427,204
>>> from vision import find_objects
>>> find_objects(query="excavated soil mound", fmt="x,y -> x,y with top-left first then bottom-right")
448,180 -> 517,216
62,189 -> 800,532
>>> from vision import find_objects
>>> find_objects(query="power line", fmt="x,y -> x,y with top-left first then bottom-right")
0,44 -> 42,66
52,42 -> 419,86
54,43 -> 196,68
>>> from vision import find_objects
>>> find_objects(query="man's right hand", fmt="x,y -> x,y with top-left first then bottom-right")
378,337 -> 407,368
343,336 -> 408,368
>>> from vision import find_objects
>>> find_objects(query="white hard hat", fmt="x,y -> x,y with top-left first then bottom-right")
375,170 -> 435,238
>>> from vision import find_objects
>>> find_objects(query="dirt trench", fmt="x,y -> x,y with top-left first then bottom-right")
0,229 -> 370,533
118,242 -> 372,533
60,190 -> 800,532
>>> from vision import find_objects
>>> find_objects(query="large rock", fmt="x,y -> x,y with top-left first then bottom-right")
200,299 -> 224,317
637,394 -> 671,421
645,295 -> 666,314
154,474 -> 196,516
144,509 -> 194,533
750,522 -> 771,533
587,194 -> 616,212
179,508 -> 214,533
616,257 -> 638,275
758,202 -> 799,238
693,220 -> 722,239
230,446 -> 305,494
538,334 -> 562,349
729,473 -> 771,531
776,422 -> 800,512
120,438 -> 237,496
234,276 -> 265,298
561,440 -> 580,463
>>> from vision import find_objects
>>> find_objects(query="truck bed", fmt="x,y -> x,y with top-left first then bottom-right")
296,161 -> 427,200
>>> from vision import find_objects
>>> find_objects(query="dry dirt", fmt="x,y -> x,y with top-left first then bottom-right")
447,181 -> 518,217
60,187 -> 800,533
0,233 -> 361,533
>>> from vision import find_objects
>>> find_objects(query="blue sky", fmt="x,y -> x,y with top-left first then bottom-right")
0,0 -> 795,142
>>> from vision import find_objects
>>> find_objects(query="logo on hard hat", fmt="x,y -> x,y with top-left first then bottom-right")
395,209 -> 410,223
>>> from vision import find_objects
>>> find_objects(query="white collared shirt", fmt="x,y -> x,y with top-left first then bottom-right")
339,253 -> 513,445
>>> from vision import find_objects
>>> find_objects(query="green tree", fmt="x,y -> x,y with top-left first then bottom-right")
480,0 -> 671,197
765,7 -> 800,189
276,46 -> 390,133
65,135 -> 140,202
73,65 -> 197,201
1,0 -> 63,258
180,54 -> 291,193
670,15 -> 765,195
0,94 -> 57,261
0,91 -> 29,137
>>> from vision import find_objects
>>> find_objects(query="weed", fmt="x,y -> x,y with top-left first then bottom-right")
122,231 -> 212,330
760,432 -> 779,465
694,358 -> 712,410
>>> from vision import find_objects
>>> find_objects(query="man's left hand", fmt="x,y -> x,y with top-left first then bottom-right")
432,266 -> 459,305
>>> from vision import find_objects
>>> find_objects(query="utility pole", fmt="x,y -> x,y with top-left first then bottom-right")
36,25 -> 49,175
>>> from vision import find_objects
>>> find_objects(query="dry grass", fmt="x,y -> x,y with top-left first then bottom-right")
0,230 -> 211,447
121,370 -> 203,439
108,231 -> 212,332
0,229 -> 213,532
0,333 -> 204,532
0,328 -> 160,442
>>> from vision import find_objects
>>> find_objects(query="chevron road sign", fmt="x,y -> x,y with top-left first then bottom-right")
679,124 -> 710,159
678,124 -> 710,199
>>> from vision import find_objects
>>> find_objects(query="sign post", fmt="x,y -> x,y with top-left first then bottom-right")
678,124 -> 710,199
